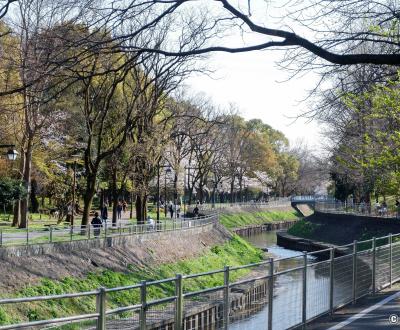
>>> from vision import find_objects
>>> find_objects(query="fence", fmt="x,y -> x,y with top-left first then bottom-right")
197,198 -> 291,211
315,200 -> 400,219
1,231 -> 400,329
0,214 -> 218,248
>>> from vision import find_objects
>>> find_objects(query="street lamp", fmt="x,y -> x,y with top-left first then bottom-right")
164,167 -> 172,218
0,145 -> 18,161
6,149 -> 18,161
156,163 -> 172,220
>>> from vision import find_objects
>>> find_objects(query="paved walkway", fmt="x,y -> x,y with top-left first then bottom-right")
306,285 -> 400,330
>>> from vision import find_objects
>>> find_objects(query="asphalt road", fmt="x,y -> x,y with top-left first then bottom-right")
306,286 -> 400,330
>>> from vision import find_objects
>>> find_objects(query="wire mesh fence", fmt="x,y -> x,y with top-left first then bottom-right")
2,232 -> 400,330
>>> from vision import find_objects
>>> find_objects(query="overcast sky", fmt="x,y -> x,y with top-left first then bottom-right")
186,48 -> 324,150
184,0 -> 326,152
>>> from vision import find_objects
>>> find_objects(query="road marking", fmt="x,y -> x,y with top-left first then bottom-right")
327,291 -> 400,330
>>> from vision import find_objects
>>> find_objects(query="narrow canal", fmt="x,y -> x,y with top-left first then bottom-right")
228,231 -> 359,330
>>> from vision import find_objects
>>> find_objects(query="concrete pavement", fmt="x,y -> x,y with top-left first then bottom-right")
305,285 -> 400,330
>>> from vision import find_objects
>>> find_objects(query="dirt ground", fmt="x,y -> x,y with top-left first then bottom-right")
0,224 -> 231,293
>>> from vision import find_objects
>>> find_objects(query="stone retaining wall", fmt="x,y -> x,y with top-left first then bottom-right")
233,220 -> 298,236
0,222 -> 217,258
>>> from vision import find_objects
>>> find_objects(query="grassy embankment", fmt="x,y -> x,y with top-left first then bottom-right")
219,209 -> 301,229
0,207 -> 301,326
0,235 -> 262,326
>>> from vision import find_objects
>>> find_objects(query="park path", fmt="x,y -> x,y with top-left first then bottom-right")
305,285 -> 400,330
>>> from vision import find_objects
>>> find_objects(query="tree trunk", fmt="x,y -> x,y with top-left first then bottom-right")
82,173 -> 97,227
230,178 -> 235,204
135,194 -> 147,224
111,168 -> 118,226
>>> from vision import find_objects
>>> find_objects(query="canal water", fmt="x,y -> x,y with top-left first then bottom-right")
228,231 -> 356,330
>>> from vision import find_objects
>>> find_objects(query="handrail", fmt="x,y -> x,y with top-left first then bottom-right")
0,230 -> 399,329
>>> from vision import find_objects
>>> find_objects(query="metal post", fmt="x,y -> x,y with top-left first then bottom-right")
70,226 -> 73,241
0,229 -> 2,246
389,234 -> 393,287
49,226 -> 53,243
329,248 -> 334,315
26,228 -> 29,245
268,258 -> 274,330
104,221 -> 108,238
372,237 -> 376,294
175,274 -> 183,330
157,161 -> 160,221
96,287 -> 106,330
71,160 -> 77,226
302,252 -> 307,329
119,222 -> 122,236
88,225 -> 91,240
223,266 -> 230,330
352,240 -> 357,304
140,281 -> 147,330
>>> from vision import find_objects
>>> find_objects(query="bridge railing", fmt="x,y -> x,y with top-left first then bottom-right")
1,231 -> 400,329
0,213 -> 219,248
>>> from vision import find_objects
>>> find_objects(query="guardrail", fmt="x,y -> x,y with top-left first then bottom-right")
0,214 -> 218,248
1,231 -> 400,329
315,201 -> 400,219
197,198 -> 291,211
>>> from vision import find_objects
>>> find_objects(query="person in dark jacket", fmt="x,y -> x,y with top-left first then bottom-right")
101,204 -> 108,223
91,212 -> 103,237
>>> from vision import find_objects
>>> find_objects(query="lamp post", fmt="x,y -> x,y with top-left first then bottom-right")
0,145 -> 18,162
156,163 -> 172,219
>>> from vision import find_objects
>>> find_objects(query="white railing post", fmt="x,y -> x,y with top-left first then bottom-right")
352,240 -> 357,304
329,247 -> 334,315
140,281 -> 147,330
302,252 -> 307,329
389,233 -> 393,287
175,275 -> 183,330
372,237 -> 376,294
223,266 -> 230,330
96,287 -> 106,330
268,257 -> 274,330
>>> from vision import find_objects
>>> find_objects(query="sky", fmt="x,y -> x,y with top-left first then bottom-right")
186,49 -> 323,151
184,0 -> 325,152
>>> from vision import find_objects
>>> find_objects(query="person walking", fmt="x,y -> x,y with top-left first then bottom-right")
117,201 -> 123,220
176,203 -> 181,218
91,212 -> 103,237
101,204 -> 108,223
168,201 -> 174,218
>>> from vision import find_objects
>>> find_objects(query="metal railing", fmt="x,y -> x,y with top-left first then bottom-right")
316,201 -> 400,219
1,232 -> 400,329
196,198 -> 291,211
0,214 -> 218,248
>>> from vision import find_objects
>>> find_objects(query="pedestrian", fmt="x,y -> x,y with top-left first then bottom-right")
66,202 -> 73,223
91,212 -> 103,237
168,201 -> 174,218
101,203 -> 108,223
382,201 -> 388,216
193,205 -> 199,218
176,203 -> 181,218
147,216 -> 155,231
117,201 -> 123,220
122,200 -> 127,212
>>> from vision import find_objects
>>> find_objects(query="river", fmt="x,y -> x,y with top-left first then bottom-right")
228,231 -> 357,330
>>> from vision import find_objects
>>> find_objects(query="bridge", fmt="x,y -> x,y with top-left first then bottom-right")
290,195 -> 333,204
